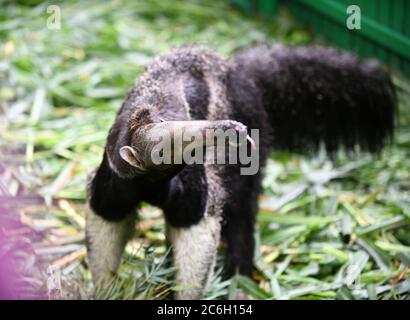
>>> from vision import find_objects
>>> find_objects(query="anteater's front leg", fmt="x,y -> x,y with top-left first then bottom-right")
163,165 -> 221,300
86,206 -> 134,285
86,154 -> 141,286
167,214 -> 221,300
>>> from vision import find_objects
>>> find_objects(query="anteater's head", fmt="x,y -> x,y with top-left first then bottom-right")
119,108 -> 249,177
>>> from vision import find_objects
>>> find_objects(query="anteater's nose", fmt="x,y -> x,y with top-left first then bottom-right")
213,120 -> 247,132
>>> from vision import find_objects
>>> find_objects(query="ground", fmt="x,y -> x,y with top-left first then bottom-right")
0,0 -> 409,300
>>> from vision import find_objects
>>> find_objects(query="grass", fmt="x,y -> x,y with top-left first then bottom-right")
0,0 -> 409,300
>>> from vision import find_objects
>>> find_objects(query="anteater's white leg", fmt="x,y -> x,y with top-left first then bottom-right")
167,214 -> 221,300
86,206 -> 135,286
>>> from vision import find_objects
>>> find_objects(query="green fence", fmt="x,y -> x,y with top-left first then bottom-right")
233,0 -> 410,78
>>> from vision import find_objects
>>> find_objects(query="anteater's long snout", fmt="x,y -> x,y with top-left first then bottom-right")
120,120 -> 250,173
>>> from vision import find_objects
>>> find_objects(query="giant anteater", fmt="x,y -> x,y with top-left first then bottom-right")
86,45 -> 396,299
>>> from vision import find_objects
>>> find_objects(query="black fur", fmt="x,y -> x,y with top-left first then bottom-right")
88,153 -> 141,221
184,76 -> 210,120
162,164 -> 208,227
230,44 -> 396,153
88,44 -> 396,280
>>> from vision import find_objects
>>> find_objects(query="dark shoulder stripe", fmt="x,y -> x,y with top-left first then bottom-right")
183,75 -> 210,120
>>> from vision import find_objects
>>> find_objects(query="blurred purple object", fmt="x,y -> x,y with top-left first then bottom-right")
0,204 -> 46,300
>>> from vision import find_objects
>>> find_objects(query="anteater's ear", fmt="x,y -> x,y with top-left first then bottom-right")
119,146 -> 143,169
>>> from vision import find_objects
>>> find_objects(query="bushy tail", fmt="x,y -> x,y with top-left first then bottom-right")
230,44 -> 397,153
